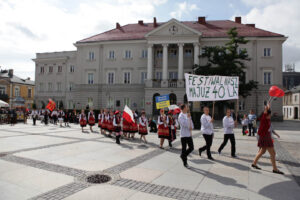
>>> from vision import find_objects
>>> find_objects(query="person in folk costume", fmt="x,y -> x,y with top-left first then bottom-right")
31,108 -> 39,126
51,109 -> 58,125
44,109 -> 50,125
168,111 -> 177,148
138,110 -> 148,143
101,109 -> 108,136
58,109 -> 65,127
130,110 -> 139,139
157,109 -> 170,149
107,110 -> 115,137
64,109 -> 70,127
88,109 -> 96,132
113,110 -> 122,144
98,109 -> 104,134
79,109 -> 87,132
122,113 -> 130,139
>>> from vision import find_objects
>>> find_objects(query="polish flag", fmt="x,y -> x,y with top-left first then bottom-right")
123,105 -> 135,124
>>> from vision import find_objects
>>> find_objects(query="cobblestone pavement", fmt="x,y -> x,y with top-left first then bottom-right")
0,121 -> 299,200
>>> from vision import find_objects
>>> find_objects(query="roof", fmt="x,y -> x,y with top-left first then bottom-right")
0,72 -> 35,86
286,85 -> 300,93
77,20 -> 285,43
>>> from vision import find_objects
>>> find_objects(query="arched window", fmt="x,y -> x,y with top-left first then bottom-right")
169,93 -> 177,105
153,93 -> 160,116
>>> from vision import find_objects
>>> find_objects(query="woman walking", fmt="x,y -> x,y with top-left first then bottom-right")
251,104 -> 284,174
199,106 -> 214,160
138,110 -> 148,143
88,109 -> 95,132
79,110 -> 87,132
157,109 -> 169,149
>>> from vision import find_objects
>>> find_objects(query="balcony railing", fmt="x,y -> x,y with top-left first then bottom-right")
168,80 -> 177,88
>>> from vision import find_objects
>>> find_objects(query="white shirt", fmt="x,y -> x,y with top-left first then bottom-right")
158,115 -> 169,127
51,110 -> 58,117
79,113 -> 86,121
178,112 -> 194,138
113,116 -> 121,127
139,116 -> 148,127
241,118 -> 249,126
200,114 -> 214,135
223,116 -> 235,134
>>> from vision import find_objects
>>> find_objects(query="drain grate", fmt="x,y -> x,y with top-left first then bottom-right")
86,174 -> 111,184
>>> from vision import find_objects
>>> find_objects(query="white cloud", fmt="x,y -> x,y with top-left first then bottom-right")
0,0 -> 168,80
170,1 -> 199,19
240,0 -> 300,71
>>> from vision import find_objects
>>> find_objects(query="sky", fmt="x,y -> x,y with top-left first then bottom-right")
0,0 -> 300,80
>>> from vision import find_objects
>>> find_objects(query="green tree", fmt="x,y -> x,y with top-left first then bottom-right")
0,94 -> 9,102
193,27 -> 258,98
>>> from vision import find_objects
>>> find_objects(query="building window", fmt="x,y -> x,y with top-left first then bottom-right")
48,82 -> 53,91
88,73 -> 94,84
14,87 -> 20,97
109,51 -> 115,59
0,86 -> 6,94
263,48 -> 271,57
295,95 -> 298,102
108,72 -> 114,84
57,82 -> 62,91
170,49 -> 177,58
124,97 -> 130,106
28,88 -> 32,98
107,97 -> 113,108
125,50 -> 131,59
141,98 -> 145,108
69,82 -> 74,91
89,51 -> 95,60
169,72 -> 178,80
141,50 -> 147,58
141,72 -> 147,83
58,66 -> 62,73
70,65 -> 75,73
239,100 -> 245,111
156,72 -> 162,80
39,83 -> 44,92
40,67 -> 44,74
156,49 -> 163,58
201,48 -> 206,55
69,101 -> 74,109
263,71 -> 272,85
88,97 -> 93,107
49,66 -> 53,73
185,49 -> 192,57
124,72 -> 131,84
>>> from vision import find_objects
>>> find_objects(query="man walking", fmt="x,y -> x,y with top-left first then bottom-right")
218,108 -> 236,157
178,104 -> 194,168
199,106 -> 214,160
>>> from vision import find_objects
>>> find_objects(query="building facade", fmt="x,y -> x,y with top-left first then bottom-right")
0,69 -> 35,108
283,86 -> 300,120
33,17 -> 286,118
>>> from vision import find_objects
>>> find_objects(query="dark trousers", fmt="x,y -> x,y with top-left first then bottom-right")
248,123 -> 254,136
181,137 -> 194,164
199,134 -> 213,158
33,117 -> 36,125
218,134 -> 236,156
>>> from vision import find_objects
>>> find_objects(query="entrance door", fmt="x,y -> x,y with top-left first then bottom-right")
294,107 -> 299,119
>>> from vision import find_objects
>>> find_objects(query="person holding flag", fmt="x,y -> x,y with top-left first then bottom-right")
123,105 -> 134,139
79,109 -> 87,132
113,110 -> 122,144
157,109 -> 169,149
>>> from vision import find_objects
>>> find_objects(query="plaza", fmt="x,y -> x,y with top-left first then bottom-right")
0,120 -> 299,200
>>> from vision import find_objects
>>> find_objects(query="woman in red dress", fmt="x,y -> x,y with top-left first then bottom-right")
107,110 -> 114,137
79,109 -> 87,132
157,109 -> 169,149
252,103 -> 284,174
138,110 -> 148,143
88,109 -> 95,132
98,109 -> 103,134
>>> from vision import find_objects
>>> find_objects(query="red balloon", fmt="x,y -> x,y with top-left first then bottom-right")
278,90 -> 285,97
269,86 -> 280,97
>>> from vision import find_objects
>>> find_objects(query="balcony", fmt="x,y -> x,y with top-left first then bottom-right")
168,80 -> 177,88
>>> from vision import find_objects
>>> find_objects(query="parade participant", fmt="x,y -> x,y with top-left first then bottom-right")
138,110 -> 148,143
178,104 -> 194,168
88,109 -> 95,132
218,108 -> 237,157
248,109 -> 257,136
168,111 -> 177,148
98,109 -> 103,133
79,109 -> 87,132
199,106 -> 214,160
107,110 -> 115,137
51,109 -> 58,125
122,116 -> 130,139
44,109 -> 49,125
101,109 -> 108,135
64,110 -> 70,127
241,114 -> 249,136
113,110 -> 122,144
157,109 -> 169,149
252,103 -> 284,174
58,109 -> 65,127
130,111 -> 139,139
31,108 -> 39,126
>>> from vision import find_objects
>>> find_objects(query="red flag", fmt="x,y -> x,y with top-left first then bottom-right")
122,105 -> 134,124
46,99 -> 56,111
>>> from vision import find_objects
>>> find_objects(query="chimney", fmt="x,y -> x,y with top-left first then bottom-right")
246,23 -> 255,28
8,69 -> 13,78
138,20 -> 144,25
153,17 -> 158,27
198,17 -> 206,24
116,22 -> 121,29
235,16 -> 241,23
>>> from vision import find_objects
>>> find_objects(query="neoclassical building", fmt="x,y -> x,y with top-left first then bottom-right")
33,17 -> 286,117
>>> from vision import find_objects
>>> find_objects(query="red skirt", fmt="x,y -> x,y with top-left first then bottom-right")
123,120 -> 130,132
80,119 -> 87,127
89,118 -> 95,126
98,119 -> 102,128
158,124 -> 169,138
130,122 -> 138,133
102,120 -> 107,130
107,121 -> 114,132
258,134 -> 274,148
139,124 -> 148,135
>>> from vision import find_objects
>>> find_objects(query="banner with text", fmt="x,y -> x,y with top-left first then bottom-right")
156,94 -> 170,109
185,73 -> 239,101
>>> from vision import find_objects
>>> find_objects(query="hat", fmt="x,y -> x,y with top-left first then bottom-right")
115,110 -> 120,115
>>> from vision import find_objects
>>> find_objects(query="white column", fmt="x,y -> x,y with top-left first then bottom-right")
162,44 -> 168,80
147,44 -> 153,80
194,43 -> 200,65
178,43 -> 184,80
